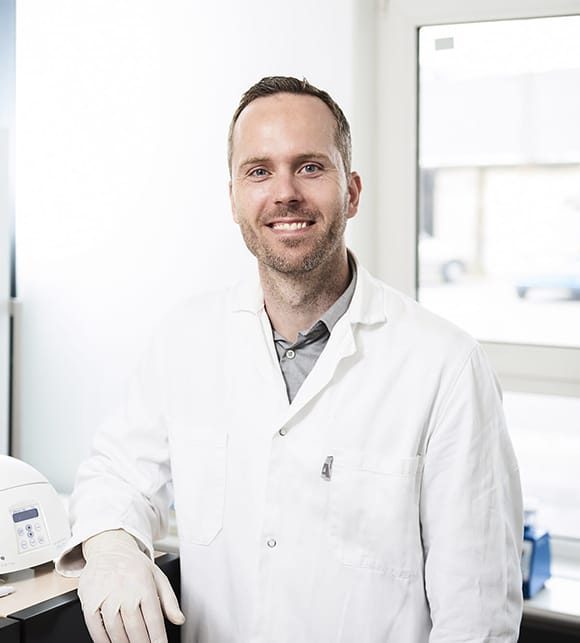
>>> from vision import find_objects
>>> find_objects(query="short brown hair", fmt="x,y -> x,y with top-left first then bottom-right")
228,76 -> 352,176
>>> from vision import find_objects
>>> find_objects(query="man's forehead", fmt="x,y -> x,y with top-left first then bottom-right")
236,93 -> 334,131
231,93 -> 338,158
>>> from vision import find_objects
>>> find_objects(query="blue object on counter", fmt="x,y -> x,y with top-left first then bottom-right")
522,524 -> 551,599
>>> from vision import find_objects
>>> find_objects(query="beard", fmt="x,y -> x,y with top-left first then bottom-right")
238,203 -> 349,275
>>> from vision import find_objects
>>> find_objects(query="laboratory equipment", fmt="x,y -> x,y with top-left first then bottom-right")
0,455 -> 70,574
521,501 -> 551,599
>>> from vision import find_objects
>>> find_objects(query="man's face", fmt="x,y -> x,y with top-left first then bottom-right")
229,93 -> 361,275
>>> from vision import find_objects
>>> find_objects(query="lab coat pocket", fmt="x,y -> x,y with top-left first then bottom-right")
328,451 -> 423,576
171,433 -> 227,546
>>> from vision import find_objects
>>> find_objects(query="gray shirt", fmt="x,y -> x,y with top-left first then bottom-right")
271,258 -> 357,402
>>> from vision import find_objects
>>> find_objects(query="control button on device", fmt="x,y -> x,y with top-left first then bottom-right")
267,538 -> 277,548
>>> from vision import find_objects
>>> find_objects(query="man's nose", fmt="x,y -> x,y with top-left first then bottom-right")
272,172 -> 302,207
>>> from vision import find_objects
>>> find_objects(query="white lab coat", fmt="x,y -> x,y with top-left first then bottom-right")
58,260 -> 523,643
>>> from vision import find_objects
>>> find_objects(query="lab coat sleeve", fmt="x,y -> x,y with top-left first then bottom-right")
56,330 -> 173,577
421,344 -> 523,642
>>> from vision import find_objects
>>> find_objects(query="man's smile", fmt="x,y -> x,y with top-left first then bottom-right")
267,219 -> 315,232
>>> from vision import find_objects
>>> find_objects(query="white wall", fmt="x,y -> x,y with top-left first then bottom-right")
14,0 -> 376,491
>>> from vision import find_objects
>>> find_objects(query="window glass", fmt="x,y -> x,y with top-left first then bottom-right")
418,17 -> 580,348
504,391 -> 580,539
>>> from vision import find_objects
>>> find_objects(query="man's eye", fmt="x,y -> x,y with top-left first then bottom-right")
249,168 -> 269,178
301,164 -> 321,174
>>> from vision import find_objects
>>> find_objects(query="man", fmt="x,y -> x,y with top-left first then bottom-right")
57,76 -> 524,643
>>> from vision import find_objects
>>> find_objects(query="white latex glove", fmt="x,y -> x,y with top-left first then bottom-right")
78,529 -> 185,643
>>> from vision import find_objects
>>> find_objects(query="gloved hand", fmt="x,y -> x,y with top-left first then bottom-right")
78,529 -> 185,643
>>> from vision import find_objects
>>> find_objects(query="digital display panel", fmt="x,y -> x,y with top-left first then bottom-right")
12,508 -> 39,523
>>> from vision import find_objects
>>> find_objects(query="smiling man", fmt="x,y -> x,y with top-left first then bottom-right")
58,77 -> 524,643
229,86 -> 361,347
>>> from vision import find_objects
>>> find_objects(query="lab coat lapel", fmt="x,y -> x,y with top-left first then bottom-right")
230,259 -> 388,429
278,260 -> 388,425
278,317 -> 357,427
230,278 -> 288,407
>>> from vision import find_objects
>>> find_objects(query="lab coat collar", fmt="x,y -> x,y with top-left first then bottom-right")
346,254 -> 388,326
230,251 -> 388,328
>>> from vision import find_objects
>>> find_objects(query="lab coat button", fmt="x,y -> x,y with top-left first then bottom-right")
267,538 -> 277,548
285,349 -> 295,360
278,427 -> 287,436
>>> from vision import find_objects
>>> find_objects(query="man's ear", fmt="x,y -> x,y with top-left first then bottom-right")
346,172 -> 362,219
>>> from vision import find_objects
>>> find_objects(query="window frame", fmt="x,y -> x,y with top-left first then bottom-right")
0,0 -> 16,455
0,131 -> 10,456
375,0 -> 580,396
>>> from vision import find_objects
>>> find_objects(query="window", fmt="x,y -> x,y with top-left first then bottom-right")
377,0 -> 580,540
504,391 -> 580,539
418,17 -> 580,349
